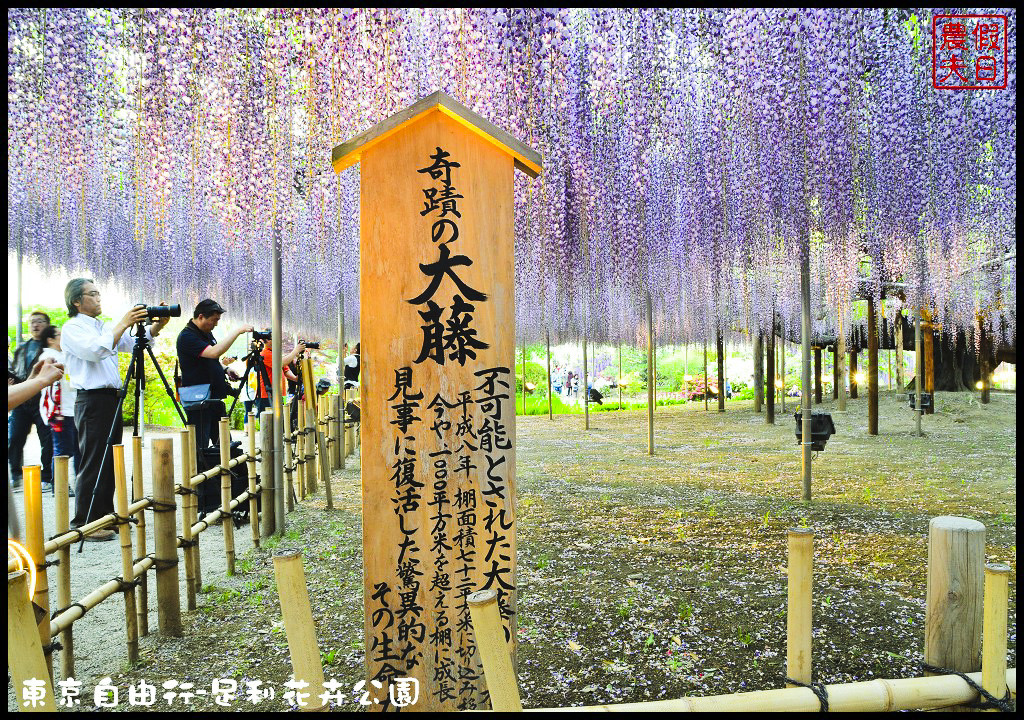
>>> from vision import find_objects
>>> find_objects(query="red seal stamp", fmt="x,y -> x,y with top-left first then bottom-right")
932,14 -> 1008,89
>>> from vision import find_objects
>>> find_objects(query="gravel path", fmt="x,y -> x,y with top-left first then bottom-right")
8,424 -> 259,711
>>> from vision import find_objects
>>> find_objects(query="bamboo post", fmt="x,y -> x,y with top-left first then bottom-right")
8,571 -> 56,711
260,410 -> 276,538
813,346 -> 822,404
272,550 -> 327,711
618,345 -> 623,411
131,435 -> 149,636
247,412 -> 260,547
921,309 -> 929,434
346,390 -> 356,456
112,445 -> 139,663
299,404 -> 309,497
54,456 -> 74,679
152,437 -> 182,636
868,295 -> 879,435
546,329 -> 553,420
284,407 -> 296,512
787,528 -> 814,687
219,418 -> 236,576
833,343 -> 840,400
521,341 -> 527,417
187,425 -> 203,592
179,429 -> 197,611
754,332 -> 763,413
304,405 -> 317,495
23,464 -> 52,679
849,347 -> 859,399
313,403 -> 333,509
982,563 -> 1010,707
925,517 -> 985,689
703,341 -> 709,412
583,333 -> 590,430
646,294 -> 654,454
780,333 -> 787,414
717,330 -> 726,412
467,589 -> 523,711
978,318 -> 991,405
330,395 -> 341,467
924,311 -> 936,414
338,392 -> 347,470
895,311 -> 905,394
766,330 -> 776,424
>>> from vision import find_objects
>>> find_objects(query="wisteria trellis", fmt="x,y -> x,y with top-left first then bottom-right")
7,8 -> 1016,350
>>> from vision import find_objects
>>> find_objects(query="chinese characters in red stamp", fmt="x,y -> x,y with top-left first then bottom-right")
932,14 -> 1008,89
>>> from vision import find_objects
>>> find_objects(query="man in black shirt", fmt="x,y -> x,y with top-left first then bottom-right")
9,311 -> 53,490
176,300 -> 252,450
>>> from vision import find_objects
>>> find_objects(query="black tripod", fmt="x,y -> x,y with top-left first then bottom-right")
226,339 -> 275,419
77,322 -> 185,553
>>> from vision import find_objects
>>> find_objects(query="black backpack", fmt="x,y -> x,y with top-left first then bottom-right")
194,440 -> 259,526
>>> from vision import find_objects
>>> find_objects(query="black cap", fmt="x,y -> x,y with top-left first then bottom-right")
193,299 -> 226,318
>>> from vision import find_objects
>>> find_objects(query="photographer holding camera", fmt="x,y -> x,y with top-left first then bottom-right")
255,335 -> 305,422
176,299 -> 252,451
61,278 -> 171,537
8,311 -> 53,491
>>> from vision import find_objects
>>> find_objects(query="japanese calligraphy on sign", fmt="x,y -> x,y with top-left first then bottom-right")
932,14 -> 1008,90
335,93 -> 539,712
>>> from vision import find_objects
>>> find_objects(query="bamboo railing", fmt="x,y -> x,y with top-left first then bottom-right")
9,392 -> 358,689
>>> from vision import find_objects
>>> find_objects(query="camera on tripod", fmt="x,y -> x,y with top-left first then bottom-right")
301,341 -> 320,350
252,329 -> 272,341
143,304 -> 182,318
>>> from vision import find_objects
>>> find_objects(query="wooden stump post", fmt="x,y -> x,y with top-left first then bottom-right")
218,418 -> 235,576
787,528 -> 814,687
152,438 -> 182,636
112,445 -> 139,663
868,296 -> 879,435
23,464 -> 52,679
982,563 -> 1010,705
333,91 -> 539,710
272,551 -> 327,711
468,588 -> 523,711
260,409 -> 276,538
925,517 -> 985,690
179,429 -> 197,611
54,455 -> 74,678
8,571 -> 56,711
131,435 -> 149,636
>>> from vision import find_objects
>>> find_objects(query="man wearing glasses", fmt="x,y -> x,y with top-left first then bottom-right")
61,279 -> 170,540
8,311 -> 54,491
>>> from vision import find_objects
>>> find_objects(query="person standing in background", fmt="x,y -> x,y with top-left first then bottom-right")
38,324 -> 79,497
9,311 -> 53,491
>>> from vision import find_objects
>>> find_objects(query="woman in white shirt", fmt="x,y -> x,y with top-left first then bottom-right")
37,325 -> 79,496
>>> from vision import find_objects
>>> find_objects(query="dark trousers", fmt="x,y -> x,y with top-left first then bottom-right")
185,400 -> 226,451
8,400 -> 53,484
52,417 -> 82,479
73,391 -> 122,526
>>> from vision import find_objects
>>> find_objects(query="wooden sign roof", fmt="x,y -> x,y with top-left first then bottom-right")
331,90 -> 542,178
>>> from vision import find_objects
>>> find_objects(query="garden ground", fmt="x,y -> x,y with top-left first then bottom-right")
91,390 -> 1014,710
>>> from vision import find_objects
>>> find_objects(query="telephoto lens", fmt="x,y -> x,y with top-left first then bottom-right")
253,330 -> 272,341
302,341 -> 321,349
146,304 -> 182,318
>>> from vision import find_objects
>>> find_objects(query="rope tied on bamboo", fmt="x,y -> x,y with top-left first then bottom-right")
114,576 -> 143,593
40,558 -> 60,569
144,497 -> 178,513
49,527 -> 85,542
784,677 -> 830,711
52,601 -> 88,620
177,537 -> 199,549
111,512 -> 139,526
921,662 -> 1015,712
42,639 -> 64,654
174,485 -> 197,496
151,557 -> 178,571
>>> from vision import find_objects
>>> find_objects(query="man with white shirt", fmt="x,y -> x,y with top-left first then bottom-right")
61,278 -> 170,539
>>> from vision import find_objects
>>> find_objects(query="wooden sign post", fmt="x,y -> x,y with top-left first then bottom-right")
333,91 -> 541,712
